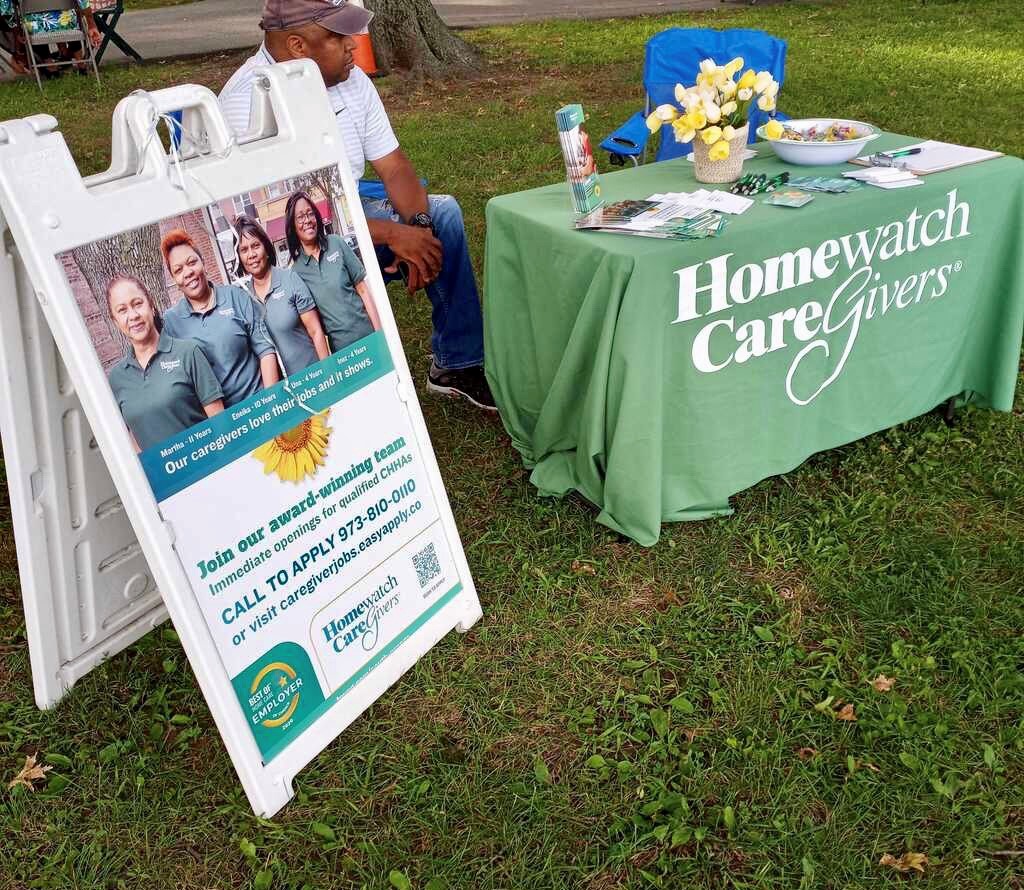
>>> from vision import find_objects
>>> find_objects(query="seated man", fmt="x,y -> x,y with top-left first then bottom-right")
219,0 -> 495,411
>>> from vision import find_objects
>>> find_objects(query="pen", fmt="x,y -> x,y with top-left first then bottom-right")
883,147 -> 923,158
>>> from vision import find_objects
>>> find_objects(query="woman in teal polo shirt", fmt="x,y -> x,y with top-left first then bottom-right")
285,191 -> 381,353
160,228 -> 280,407
234,215 -> 330,377
105,275 -> 225,452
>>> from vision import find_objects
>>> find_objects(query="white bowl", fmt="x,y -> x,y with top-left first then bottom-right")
756,118 -> 880,166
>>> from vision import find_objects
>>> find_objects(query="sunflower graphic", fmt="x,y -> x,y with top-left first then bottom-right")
252,412 -> 331,482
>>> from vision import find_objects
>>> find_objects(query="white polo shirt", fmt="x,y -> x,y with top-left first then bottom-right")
218,44 -> 400,181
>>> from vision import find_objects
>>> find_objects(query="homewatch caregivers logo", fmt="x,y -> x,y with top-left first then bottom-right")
319,574 -> 401,656
672,189 -> 971,405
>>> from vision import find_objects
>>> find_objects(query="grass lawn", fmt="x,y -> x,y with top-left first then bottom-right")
1,1 -> 1023,888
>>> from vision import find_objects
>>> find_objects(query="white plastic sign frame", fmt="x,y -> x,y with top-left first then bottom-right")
0,217 -> 169,711
0,61 -> 482,818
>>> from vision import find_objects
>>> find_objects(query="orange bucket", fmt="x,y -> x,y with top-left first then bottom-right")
352,32 -> 377,76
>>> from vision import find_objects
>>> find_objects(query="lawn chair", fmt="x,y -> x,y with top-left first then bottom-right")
19,0 -> 99,89
601,28 -> 788,166
92,0 -> 140,64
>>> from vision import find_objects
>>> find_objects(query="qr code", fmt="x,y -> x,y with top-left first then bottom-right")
412,542 -> 441,588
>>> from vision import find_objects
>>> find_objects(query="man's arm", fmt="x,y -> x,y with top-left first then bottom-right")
371,147 -> 428,223
368,148 -> 442,293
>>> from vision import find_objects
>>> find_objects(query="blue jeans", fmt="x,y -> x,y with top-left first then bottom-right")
361,194 -> 484,370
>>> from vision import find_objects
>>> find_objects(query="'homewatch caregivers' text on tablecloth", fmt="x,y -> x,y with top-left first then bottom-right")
674,188 -> 970,404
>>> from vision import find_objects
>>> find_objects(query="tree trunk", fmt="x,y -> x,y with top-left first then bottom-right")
365,0 -> 481,77
71,224 -> 167,355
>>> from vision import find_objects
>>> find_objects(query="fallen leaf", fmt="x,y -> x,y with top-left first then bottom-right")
879,851 -> 928,873
870,674 -> 896,692
796,747 -> 818,760
7,754 -> 52,791
835,703 -> 857,722
571,559 -> 596,575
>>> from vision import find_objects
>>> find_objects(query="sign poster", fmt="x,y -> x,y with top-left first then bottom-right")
58,166 -> 465,763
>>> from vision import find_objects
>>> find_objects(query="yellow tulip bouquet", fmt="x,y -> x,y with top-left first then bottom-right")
646,57 -> 781,163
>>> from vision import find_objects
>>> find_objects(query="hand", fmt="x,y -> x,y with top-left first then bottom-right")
383,223 -> 442,293
88,24 -> 102,48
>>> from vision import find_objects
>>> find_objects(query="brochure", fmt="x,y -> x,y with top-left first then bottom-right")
574,198 -> 728,240
556,104 -> 603,215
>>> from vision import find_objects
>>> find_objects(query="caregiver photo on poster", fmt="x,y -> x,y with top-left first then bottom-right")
59,165 -> 381,470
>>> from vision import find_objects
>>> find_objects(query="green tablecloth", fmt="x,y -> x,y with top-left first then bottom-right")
483,133 -> 1024,545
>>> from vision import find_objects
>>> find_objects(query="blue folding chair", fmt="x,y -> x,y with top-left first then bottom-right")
601,28 -> 789,166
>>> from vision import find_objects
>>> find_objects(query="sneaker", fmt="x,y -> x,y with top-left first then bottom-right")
426,361 -> 498,411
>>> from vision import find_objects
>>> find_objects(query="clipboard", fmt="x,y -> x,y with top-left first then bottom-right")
851,140 -> 1003,175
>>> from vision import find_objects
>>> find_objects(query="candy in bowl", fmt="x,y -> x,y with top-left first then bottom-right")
757,118 -> 880,165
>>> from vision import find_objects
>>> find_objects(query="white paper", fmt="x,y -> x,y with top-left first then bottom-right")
645,189 -> 752,215
695,190 -> 754,214
867,178 -> 925,189
843,167 -> 919,183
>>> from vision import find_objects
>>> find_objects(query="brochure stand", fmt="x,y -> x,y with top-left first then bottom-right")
0,62 -> 482,817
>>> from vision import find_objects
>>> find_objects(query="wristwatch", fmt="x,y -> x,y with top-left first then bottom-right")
409,212 -> 434,232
